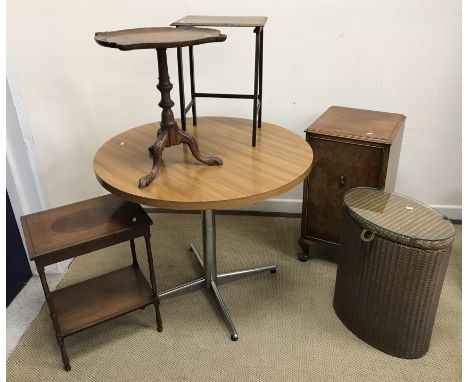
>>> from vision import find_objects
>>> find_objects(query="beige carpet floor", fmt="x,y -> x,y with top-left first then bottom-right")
7,214 -> 461,381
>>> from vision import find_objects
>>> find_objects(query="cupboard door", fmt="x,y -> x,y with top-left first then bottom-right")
303,136 -> 384,244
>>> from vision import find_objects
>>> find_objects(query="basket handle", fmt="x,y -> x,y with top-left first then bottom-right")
360,229 -> 375,242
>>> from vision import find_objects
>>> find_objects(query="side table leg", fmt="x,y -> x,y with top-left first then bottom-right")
139,130 -> 168,188
258,27 -> 264,129
130,239 -> 138,267
189,46 -> 197,126
144,234 -> 163,332
178,129 -> 223,165
251,27 -> 260,147
37,265 -> 71,371
177,47 -> 187,131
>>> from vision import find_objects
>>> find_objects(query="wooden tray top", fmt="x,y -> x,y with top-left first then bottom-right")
94,27 -> 226,50
171,15 -> 268,28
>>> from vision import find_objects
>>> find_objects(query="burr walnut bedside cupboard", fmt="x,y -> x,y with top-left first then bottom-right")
299,106 -> 406,261
20,194 -> 163,371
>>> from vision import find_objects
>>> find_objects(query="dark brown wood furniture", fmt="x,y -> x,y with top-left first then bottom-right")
94,116 -> 313,341
170,16 -> 267,147
20,194 -> 163,371
299,106 -> 406,261
94,27 -> 227,188
334,188 -> 454,358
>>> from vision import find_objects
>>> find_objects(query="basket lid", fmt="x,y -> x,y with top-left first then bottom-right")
343,188 -> 455,249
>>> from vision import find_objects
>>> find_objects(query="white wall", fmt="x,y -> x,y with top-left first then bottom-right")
6,0 -> 461,217
7,78 -> 72,274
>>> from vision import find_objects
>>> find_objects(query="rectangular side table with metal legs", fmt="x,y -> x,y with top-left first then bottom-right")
158,210 -> 276,340
171,16 -> 267,147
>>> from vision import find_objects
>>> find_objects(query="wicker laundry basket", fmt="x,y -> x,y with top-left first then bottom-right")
333,187 -> 455,359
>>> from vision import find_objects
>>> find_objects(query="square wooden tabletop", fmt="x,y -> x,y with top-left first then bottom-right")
21,194 -> 152,260
171,15 -> 267,28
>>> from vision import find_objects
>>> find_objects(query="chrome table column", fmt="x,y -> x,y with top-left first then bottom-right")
157,210 -> 277,341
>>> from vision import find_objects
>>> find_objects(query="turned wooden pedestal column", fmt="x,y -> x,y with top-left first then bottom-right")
95,27 -> 227,187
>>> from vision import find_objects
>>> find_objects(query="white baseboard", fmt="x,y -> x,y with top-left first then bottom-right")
429,205 -> 462,221
230,199 -> 462,220
227,198 -> 303,214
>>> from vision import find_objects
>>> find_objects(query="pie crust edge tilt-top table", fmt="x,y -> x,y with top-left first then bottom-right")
94,27 -> 227,188
94,116 -> 313,340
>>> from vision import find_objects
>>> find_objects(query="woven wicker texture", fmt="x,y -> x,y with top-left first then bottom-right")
7,213 -> 461,381
344,188 -> 454,249
334,211 -> 453,359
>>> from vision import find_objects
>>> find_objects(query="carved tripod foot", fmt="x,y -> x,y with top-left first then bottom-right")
139,130 -> 168,188
178,129 -> 223,166
139,127 -> 222,188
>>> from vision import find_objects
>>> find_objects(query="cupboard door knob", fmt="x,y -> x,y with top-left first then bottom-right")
338,175 -> 347,187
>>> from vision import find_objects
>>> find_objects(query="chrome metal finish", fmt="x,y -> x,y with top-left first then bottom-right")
160,209 -> 276,340
217,265 -> 277,283
158,278 -> 204,299
202,210 -> 217,286
189,242 -> 203,267
211,281 -> 238,341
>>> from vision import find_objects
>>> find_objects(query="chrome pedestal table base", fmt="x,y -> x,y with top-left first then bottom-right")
157,210 -> 277,340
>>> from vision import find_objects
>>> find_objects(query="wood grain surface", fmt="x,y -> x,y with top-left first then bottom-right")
94,117 -> 313,210
171,15 -> 268,27
51,266 -> 154,336
20,194 -> 152,260
305,106 -> 406,144
94,27 -> 226,50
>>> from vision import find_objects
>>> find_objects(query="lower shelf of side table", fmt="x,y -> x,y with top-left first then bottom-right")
51,265 -> 154,336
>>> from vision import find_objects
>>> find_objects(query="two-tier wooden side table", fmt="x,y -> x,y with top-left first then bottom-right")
171,16 -> 267,147
20,194 -> 163,371
299,106 -> 406,261
94,117 -> 313,341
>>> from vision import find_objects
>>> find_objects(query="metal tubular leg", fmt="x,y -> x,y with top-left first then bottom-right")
158,209 -> 277,341
217,264 -> 277,283
258,28 -> 264,129
177,47 -> 187,131
210,281 -> 239,341
252,27 -> 260,147
190,242 -> 204,267
202,210 -> 217,286
189,46 -> 197,125
158,278 -> 205,299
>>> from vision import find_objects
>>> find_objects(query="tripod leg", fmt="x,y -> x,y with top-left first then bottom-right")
178,129 -> 222,166
138,130 -> 168,188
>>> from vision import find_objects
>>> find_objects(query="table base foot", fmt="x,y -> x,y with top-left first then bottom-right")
158,243 -> 277,340
210,280 -> 238,341
158,278 -> 205,299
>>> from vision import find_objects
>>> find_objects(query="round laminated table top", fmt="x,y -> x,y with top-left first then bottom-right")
94,117 -> 313,210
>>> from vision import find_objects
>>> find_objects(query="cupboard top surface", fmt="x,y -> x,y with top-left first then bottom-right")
305,106 -> 405,144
